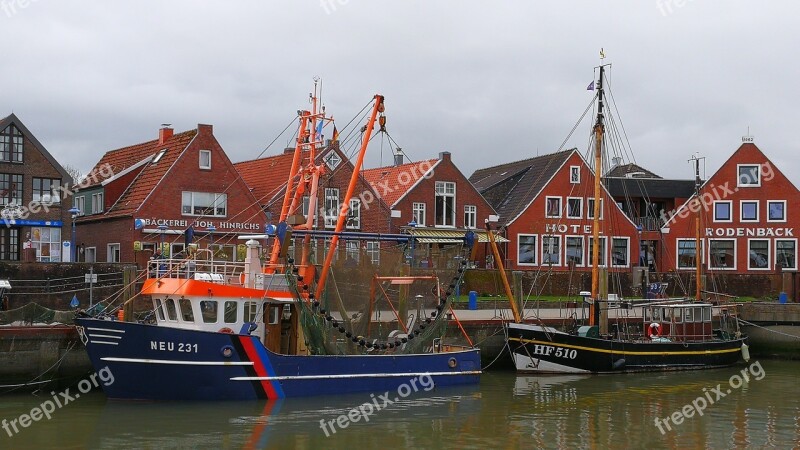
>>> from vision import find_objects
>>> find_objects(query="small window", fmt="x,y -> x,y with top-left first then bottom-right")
152,149 -> 167,164
165,298 -> 178,321
324,151 -> 341,169
412,202 -> 426,226
740,201 -> 758,222
566,198 -> 583,219
269,305 -> 281,325
464,205 -> 477,229
611,237 -> 629,267
587,198 -> 603,220
713,201 -> 732,222
569,166 -> 580,183
703,307 -> 712,322
179,298 -> 195,322
154,299 -> 165,321
518,234 -> 537,266
768,200 -> 786,222
199,150 -> 211,170
674,308 -> 682,323
542,235 -> 561,265
244,301 -> 259,322
709,239 -> 736,270
737,164 -> 761,187
565,236 -> 584,266
224,301 -> 238,323
545,197 -> 562,218
776,240 -> 797,270
677,239 -> 702,269
200,300 -> 218,323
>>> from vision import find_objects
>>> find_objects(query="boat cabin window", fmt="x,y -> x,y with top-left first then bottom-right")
269,305 -> 281,325
244,301 -> 259,322
704,307 -> 712,322
153,299 -> 165,321
673,308 -> 682,323
201,300 -> 218,323
224,301 -> 237,324
165,299 -> 178,321
179,298 -> 194,322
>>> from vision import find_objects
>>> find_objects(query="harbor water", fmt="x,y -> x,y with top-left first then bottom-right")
1,360 -> 798,449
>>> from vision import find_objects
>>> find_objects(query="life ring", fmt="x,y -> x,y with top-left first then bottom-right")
647,322 -> 662,338
218,327 -> 234,334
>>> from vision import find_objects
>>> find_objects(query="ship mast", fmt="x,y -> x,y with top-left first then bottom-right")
691,154 -> 704,301
589,65 -> 606,326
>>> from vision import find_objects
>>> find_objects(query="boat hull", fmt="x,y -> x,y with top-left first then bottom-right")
507,323 -> 747,374
75,318 -> 480,401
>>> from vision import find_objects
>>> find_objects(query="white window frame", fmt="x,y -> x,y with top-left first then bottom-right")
74,196 -> 85,216
517,233 -> 538,266
545,196 -> 562,219
301,195 -> 318,226
676,239 -> 704,270
739,200 -> 759,222
776,238 -> 797,270
569,166 -> 580,184
199,149 -> 211,170
434,181 -> 456,228
107,243 -> 121,263
587,198 -> 603,220
324,188 -> 339,228
91,193 -> 103,214
767,200 -> 787,223
464,205 -> 477,229
708,238 -> 737,271
565,235 -> 584,267
611,236 -> 630,268
747,238 -> 770,271
366,241 -> 380,265
412,202 -> 426,226
324,151 -> 341,169
713,200 -> 732,223
588,236 -> 608,267
541,235 -> 562,266
181,191 -> 227,217
85,246 -> 97,263
345,240 -> 359,263
737,164 -> 761,188
346,199 -> 361,229
566,197 -> 583,219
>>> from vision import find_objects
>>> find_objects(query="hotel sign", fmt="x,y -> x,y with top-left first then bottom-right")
705,227 -> 794,237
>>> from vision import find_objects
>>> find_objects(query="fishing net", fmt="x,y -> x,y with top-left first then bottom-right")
0,302 -> 84,325
285,237 -> 472,355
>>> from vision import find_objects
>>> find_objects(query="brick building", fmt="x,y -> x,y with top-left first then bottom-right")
0,114 -> 73,262
362,151 -> 500,267
74,124 -> 264,265
235,143 -> 392,264
470,149 -> 640,271
663,138 -> 800,275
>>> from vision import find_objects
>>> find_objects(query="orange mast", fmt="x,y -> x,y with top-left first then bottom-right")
314,95 -> 384,299
691,154 -> 704,301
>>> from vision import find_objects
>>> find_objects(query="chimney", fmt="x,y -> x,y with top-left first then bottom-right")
283,147 -> 295,154
394,148 -> 404,166
158,124 -> 173,144
439,151 -> 451,161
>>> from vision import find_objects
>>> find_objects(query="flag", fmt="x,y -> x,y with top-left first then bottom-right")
316,120 -> 324,140
332,126 -> 339,142
587,81 -> 594,91
600,48 -> 605,59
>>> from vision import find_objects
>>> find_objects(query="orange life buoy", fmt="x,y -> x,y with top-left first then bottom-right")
647,322 -> 662,338
218,327 -> 234,334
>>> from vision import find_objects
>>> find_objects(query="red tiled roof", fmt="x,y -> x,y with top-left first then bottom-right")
234,150 -> 313,207
84,129 -> 198,218
361,159 -> 438,207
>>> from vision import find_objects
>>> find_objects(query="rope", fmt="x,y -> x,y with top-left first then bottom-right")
738,319 -> 800,340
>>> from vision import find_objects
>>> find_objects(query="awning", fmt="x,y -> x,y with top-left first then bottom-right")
409,229 -> 509,244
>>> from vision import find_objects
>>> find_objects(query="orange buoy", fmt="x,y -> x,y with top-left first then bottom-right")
117,309 -> 125,322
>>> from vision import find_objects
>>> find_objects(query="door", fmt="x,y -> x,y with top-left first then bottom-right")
264,303 -> 283,353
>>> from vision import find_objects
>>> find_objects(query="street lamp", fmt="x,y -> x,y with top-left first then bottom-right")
68,207 -> 80,262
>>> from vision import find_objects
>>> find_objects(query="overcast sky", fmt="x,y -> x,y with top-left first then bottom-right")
4,1 -> 797,186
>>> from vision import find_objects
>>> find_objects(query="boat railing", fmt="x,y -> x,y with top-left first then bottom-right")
147,257 -> 246,284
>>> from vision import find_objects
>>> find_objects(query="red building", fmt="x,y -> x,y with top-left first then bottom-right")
471,149 -> 640,271
75,125 -> 264,265
362,151 -> 500,266
663,139 -> 799,274
0,114 -> 73,262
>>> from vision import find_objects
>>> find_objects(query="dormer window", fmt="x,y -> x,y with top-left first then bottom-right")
152,149 -> 167,164
0,124 -> 23,163
199,150 -> 211,170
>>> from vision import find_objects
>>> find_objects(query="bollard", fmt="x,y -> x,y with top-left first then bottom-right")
468,291 -> 478,310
